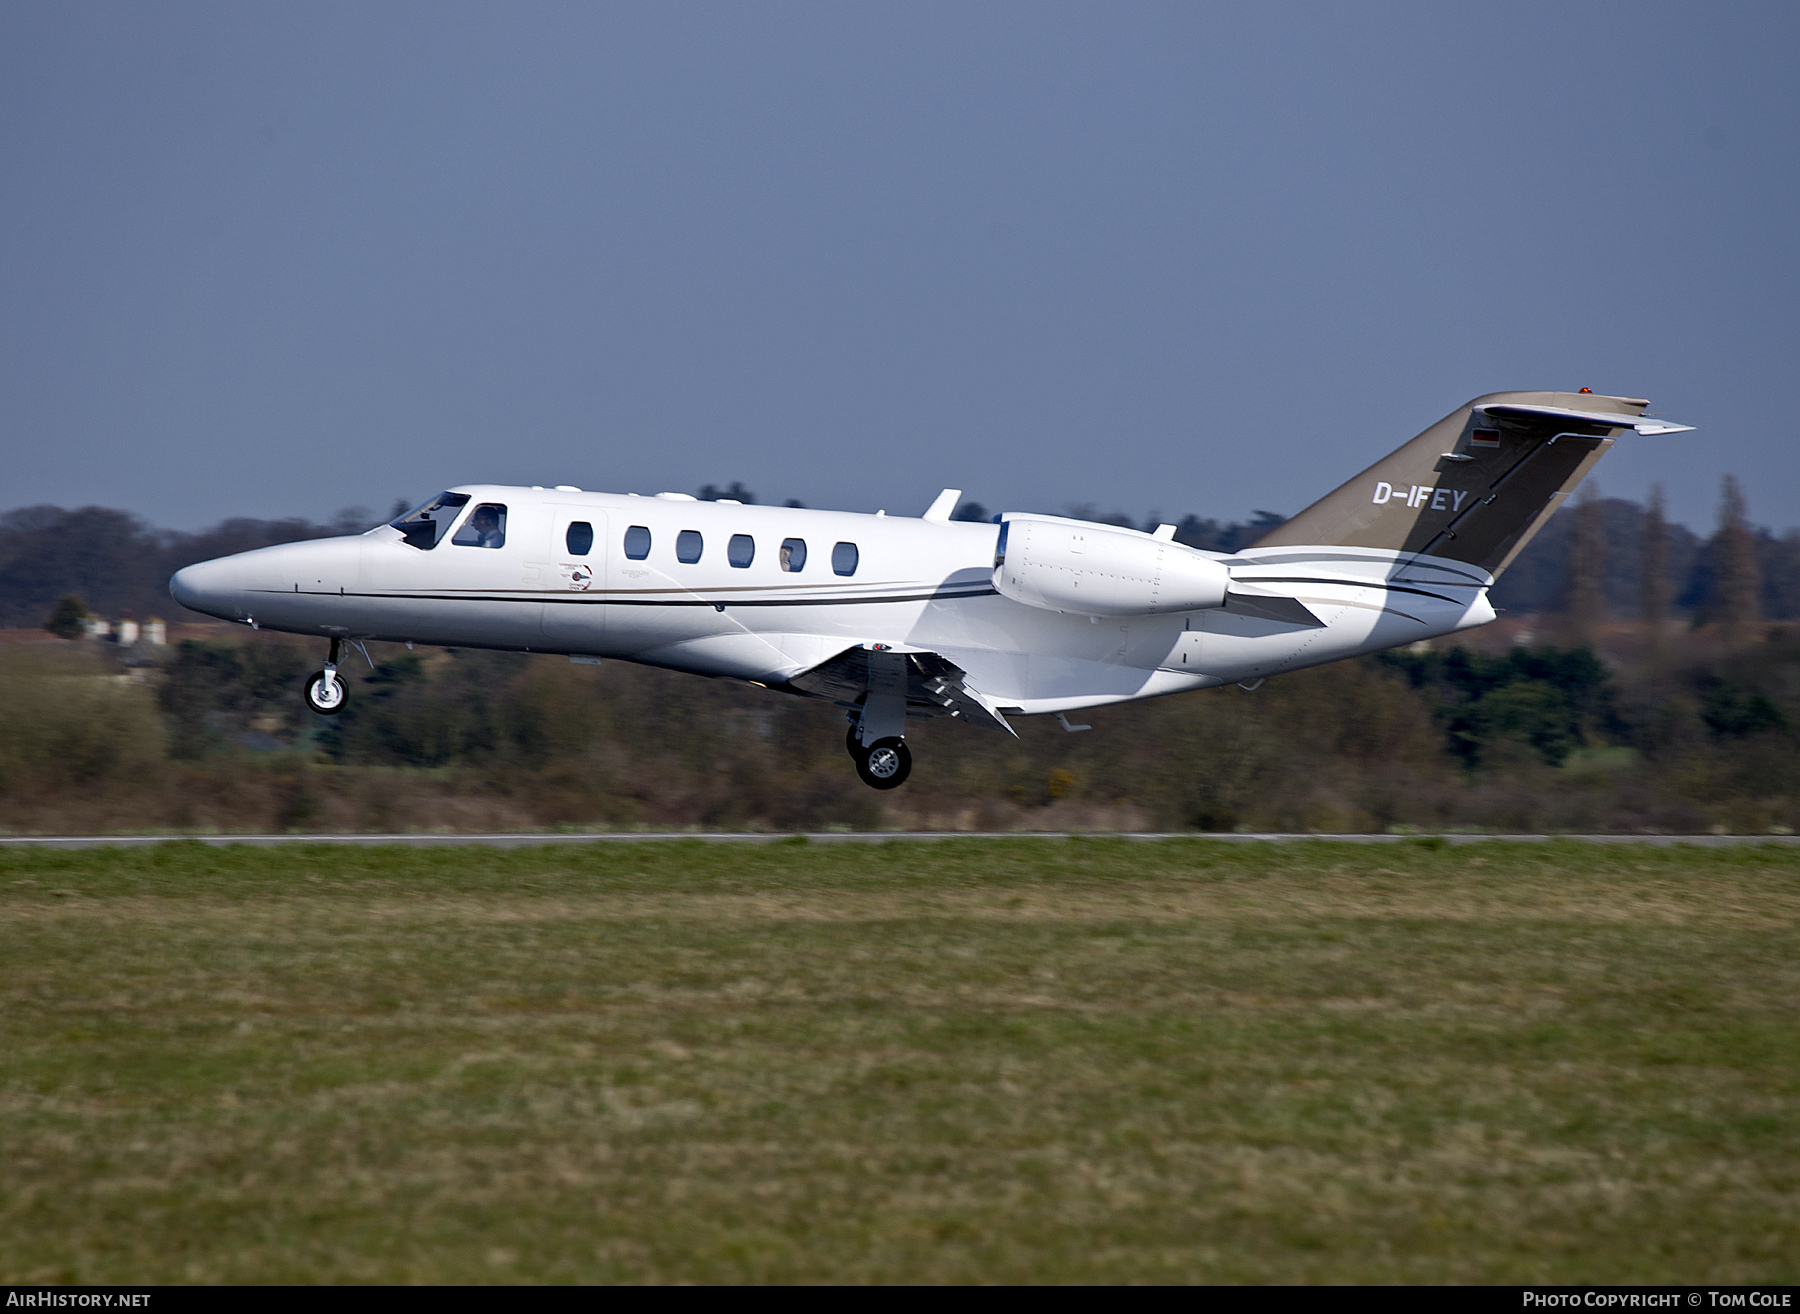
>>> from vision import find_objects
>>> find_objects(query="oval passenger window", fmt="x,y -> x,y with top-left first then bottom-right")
676,530 -> 703,564
728,534 -> 754,568
780,538 -> 806,572
831,542 -> 858,577
565,522 -> 593,556
623,525 -> 651,560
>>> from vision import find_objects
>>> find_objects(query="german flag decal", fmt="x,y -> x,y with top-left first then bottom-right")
1470,428 -> 1501,447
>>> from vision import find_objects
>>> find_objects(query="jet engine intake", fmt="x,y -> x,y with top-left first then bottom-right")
992,515 -> 1230,617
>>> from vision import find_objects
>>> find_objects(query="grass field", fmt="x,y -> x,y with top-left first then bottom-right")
2,838 -> 1797,1284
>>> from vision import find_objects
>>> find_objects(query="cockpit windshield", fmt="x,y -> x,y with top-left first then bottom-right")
390,492 -> 471,550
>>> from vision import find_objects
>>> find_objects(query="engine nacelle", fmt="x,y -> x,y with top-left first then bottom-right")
992,515 -> 1231,617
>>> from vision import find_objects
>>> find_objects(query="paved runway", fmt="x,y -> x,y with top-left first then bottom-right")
2,831 -> 1797,849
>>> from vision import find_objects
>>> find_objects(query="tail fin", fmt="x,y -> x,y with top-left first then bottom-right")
1253,391 -> 1691,577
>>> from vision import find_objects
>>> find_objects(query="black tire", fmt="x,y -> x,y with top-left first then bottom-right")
853,736 -> 911,790
304,670 -> 348,716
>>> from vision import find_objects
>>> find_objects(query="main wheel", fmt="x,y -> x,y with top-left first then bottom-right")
304,670 -> 348,716
852,735 -> 911,790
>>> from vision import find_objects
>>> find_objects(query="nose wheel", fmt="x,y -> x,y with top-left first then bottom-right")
303,638 -> 349,716
304,669 -> 347,715
846,727 -> 911,790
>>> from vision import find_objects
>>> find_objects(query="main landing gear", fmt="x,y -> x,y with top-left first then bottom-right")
303,638 -> 348,716
847,727 -> 911,790
846,657 -> 912,789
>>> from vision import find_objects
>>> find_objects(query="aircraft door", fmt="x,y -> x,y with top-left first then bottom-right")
542,509 -> 609,651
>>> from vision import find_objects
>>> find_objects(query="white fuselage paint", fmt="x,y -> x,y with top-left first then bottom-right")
170,485 -> 1497,717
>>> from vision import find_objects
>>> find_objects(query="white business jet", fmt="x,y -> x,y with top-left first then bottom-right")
170,391 -> 1691,789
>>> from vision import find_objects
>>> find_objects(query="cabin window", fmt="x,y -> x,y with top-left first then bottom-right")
390,492 -> 470,550
779,538 -> 807,572
623,525 -> 651,560
832,541 -> 859,576
676,530 -> 703,564
451,503 -> 508,549
728,534 -> 755,568
565,522 -> 594,556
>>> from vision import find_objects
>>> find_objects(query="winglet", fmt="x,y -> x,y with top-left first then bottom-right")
922,489 -> 962,523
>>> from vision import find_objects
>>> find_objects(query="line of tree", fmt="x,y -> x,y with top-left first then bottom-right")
1493,477 -> 1800,628
4,617 -> 1796,834
3,478 -> 1795,630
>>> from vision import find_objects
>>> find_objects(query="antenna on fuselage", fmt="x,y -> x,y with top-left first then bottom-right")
922,489 -> 962,522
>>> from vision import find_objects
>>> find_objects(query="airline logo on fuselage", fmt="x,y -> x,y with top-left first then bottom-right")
1372,482 -> 1469,512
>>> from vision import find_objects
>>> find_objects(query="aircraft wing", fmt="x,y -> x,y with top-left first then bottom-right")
784,644 -> 1018,735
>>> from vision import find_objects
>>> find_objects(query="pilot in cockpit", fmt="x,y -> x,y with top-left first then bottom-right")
467,505 -> 504,549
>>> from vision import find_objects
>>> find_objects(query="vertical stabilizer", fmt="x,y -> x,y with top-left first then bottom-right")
1253,391 -> 1656,577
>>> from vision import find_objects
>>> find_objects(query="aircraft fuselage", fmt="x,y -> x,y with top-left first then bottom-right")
170,485 -> 1496,718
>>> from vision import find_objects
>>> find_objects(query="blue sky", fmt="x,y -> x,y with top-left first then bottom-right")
3,1 -> 1794,533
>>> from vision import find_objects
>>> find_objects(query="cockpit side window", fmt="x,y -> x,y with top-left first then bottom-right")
451,503 -> 508,549
390,492 -> 471,551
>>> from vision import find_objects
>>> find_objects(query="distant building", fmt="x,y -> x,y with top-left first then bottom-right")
80,615 -> 166,646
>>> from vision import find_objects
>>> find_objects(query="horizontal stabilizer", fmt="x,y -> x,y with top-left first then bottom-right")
1474,403 -> 1696,436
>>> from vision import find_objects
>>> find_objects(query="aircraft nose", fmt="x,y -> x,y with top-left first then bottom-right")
169,556 -> 241,620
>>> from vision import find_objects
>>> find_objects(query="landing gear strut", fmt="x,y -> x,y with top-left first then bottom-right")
846,727 -> 911,790
847,670 -> 911,789
304,638 -> 348,716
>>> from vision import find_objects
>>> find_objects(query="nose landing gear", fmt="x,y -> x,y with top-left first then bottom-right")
303,638 -> 348,716
846,726 -> 911,790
